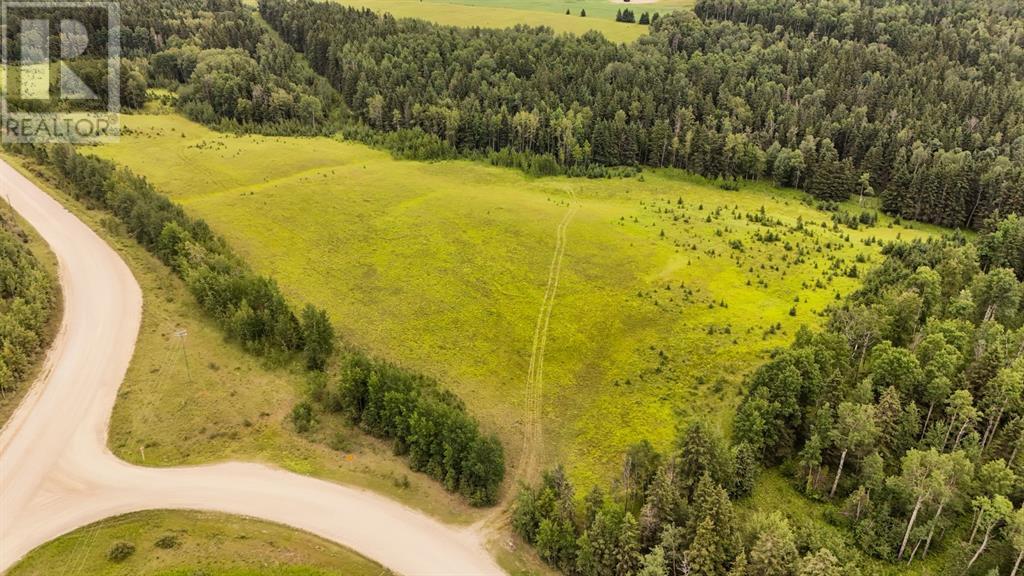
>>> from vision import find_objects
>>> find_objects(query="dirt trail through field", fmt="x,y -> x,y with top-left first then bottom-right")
513,191 -> 579,492
0,158 -> 503,575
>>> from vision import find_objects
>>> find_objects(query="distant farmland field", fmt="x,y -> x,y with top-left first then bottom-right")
329,0 -> 694,42
93,114 -> 937,489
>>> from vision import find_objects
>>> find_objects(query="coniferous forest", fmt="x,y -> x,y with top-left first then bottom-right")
259,0 -> 1024,229
515,215 -> 1024,575
0,211 -> 57,402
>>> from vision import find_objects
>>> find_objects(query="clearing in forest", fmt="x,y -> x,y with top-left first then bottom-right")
93,114 -> 939,490
330,0 -> 693,42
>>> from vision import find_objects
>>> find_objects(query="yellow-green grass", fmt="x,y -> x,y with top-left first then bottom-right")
412,0 -> 694,20
328,0 -> 686,43
0,204 -> 62,426
91,114 -> 941,492
7,510 -> 391,576
0,152 -> 477,524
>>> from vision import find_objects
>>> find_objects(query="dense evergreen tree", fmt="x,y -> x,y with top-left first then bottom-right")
331,352 -> 504,505
748,512 -> 798,576
0,210 -> 57,397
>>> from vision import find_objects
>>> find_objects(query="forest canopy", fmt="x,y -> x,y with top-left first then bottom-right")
259,0 -> 1024,229
0,212 -> 57,400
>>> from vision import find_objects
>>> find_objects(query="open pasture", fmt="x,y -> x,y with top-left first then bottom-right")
328,0 -> 693,42
93,114 -> 937,489
434,0 -> 694,20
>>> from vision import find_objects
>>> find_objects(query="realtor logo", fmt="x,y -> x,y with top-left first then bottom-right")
1,1 -> 120,143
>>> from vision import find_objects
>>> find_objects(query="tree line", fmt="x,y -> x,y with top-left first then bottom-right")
300,351 -> 505,505
0,210 -> 57,401
259,0 -> 1023,229
694,0 -> 1024,74
615,10 -> 658,25
110,0 -> 1022,229
25,0 -> 1015,226
513,424 -> 831,575
5,143 -> 320,359
517,214 -> 1024,574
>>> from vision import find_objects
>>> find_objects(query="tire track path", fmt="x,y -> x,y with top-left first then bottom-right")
513,191 -> 579,491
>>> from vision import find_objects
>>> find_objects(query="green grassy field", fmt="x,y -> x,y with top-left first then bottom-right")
328,0 -> 692,42
1,153 -> 477,524
7,510 -> 391,576
92,114 -> 940,493
423,0 -> 693,20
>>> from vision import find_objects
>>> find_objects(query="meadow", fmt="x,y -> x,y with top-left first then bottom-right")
1,153 -> 477,523
7,510 -> 390,576
326,0 -> 692,42
93,113 -> 939,492
420,0 -> 694,20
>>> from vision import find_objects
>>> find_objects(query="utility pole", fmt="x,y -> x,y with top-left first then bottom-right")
175,328 -> 191,382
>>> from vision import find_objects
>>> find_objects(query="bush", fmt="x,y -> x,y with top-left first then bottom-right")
382,128 -> 456,161
328,431 -> 353,452
488,147 -> 563,177
154,534 -> 179,549
290,400 -> 315,433
107,541 -> 135,562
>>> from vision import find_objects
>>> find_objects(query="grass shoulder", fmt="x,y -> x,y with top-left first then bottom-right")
7,509 -> 391,576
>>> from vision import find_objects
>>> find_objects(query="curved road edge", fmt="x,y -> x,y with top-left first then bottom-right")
0,158 -> 504,576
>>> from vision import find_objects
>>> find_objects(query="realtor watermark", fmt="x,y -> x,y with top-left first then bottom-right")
1,1 -> 120,143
